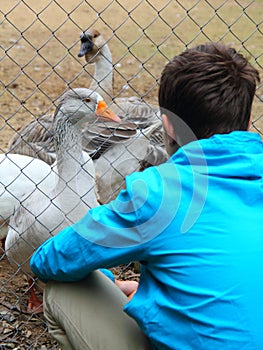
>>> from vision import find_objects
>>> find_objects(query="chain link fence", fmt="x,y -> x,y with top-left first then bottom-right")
1,0 -> 262,348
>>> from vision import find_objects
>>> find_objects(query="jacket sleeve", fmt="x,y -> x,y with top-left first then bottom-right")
30,169 -> 164,283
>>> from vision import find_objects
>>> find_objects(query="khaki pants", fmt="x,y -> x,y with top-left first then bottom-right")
44,270 -> 152,350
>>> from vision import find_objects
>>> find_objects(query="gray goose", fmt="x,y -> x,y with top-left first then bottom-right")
5,88 -> 120,313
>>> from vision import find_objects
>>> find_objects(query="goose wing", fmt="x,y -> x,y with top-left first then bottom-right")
82,120 -> 137,159
8,114 -> 56,165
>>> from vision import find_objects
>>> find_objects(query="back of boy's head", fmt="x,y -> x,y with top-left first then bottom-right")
158,42 -> 260,140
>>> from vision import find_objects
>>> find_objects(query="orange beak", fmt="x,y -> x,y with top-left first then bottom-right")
96,100 -> 121,123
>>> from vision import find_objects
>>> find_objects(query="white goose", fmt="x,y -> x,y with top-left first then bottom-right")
5,88 -> 120,312
0,154 -> 56,252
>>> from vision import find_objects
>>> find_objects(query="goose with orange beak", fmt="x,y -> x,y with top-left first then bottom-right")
5,88 -> 120,313
95,95 -> 120,123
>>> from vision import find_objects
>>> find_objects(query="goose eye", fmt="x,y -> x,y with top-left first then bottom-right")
85,98 -> 91,102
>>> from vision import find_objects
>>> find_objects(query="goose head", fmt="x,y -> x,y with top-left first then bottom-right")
54,88 -> 120,128
78,29 -> 106,63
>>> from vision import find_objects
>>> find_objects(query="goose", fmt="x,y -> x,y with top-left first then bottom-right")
8,30 -> 168,204
78,28 -> 162,127
78,28 -> 169,159
0,154 -> 56,253
5,88 -> 120,313
78,29 -> 169,199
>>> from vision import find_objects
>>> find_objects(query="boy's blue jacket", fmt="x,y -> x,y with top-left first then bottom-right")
31,131 -> 263,350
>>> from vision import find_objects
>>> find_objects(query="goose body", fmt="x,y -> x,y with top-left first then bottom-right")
94,122 -> 168,203
8,114 -> 56,165
5,88 -> 120,311
8,114 -> 136,165
0,154 -> 56,245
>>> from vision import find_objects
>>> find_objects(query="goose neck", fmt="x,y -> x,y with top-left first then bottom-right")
91,45 -> 113,103
53,116 -> 98,218
54,118 -> 84,177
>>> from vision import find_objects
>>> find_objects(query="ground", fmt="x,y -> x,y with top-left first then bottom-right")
1,253 -> 139,349
1,0 -> 262,348
0,260 -> 139,350
0,255 -> 56,349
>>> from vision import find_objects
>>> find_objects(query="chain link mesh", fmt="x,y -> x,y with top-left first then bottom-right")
1,0 -> 262,348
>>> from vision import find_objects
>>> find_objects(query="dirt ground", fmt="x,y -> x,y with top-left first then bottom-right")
1,0 -> 262,348
0,253 -> 139,349
1,0 -> 262,151
0,255 -> 57,349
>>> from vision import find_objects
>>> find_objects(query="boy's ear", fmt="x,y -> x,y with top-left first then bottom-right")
162,114 -> 179,156
162,114 -> 175,141
247,115 -> 252,130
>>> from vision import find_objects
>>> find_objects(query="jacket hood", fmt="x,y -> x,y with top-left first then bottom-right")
171,131 -> 263,180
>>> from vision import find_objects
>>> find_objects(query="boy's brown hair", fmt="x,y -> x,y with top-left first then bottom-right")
159,43 -> 260,140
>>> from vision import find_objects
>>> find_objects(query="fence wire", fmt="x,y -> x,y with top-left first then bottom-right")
1,0 -> 262,348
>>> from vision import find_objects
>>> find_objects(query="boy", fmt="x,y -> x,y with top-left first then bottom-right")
31,42 -> 262,350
